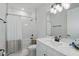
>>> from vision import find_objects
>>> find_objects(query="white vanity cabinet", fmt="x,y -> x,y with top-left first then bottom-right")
36,40 -> 65,56
36,41 -> 47,56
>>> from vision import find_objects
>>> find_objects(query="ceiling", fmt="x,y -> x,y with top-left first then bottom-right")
8,3 -> 47,11
8,3 -> 79,9
8,3 -> 79,14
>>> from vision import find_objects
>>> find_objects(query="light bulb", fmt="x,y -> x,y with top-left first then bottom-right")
62,3 -> 70,9
53,9 -> 57,14
50,8 -> 54,13
50,8 -> 57,14
55,4 -> 63,12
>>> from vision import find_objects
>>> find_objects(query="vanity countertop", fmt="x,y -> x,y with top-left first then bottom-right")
37,37 -> 79,56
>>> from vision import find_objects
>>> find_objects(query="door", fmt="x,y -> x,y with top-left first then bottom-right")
21,17 -> 36,49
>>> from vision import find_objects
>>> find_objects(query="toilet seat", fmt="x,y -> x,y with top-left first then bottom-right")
19,49 -> 30,56
28,45 -> 36,56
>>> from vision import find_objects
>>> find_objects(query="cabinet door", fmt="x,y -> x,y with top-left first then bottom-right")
36,41 -> 47,56
36,40 -> 65,56
47,46 -> 65,56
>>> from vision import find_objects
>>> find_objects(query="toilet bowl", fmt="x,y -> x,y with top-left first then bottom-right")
28,45 -> 36,56
8,49 -> 29,56
8,45 -> 36,56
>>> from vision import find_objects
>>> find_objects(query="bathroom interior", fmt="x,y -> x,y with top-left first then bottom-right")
0,3 -> 79,56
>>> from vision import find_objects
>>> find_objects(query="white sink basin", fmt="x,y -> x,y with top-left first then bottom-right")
38,37 -> 64,47
46,39 -> 63,47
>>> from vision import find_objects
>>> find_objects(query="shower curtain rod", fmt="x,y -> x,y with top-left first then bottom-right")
6,13 -> 33,18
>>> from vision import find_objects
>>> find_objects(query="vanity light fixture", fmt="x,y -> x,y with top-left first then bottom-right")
50,3 -> 70,14
62,3 -> 70,9
56,4 -> 63,12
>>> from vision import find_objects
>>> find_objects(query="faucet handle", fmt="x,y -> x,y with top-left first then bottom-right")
67,34 -> 71,37
59,35 -> 61,38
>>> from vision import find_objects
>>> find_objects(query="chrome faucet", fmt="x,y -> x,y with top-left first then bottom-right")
54,35 -> 61,42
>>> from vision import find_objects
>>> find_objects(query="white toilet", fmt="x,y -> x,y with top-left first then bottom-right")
28,45 -> 36,56
9,45 -> 36,56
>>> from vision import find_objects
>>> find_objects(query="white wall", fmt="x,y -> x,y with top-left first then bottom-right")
36,5 -> 49,38
67,7 -> 79,38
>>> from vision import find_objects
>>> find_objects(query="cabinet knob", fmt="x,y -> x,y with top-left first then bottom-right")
44,54 -> 46,56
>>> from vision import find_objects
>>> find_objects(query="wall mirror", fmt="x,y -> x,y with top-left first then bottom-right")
46,3 -> 79,39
